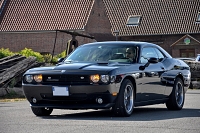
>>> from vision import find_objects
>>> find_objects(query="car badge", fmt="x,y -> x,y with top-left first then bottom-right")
61,70 -> 66,73
80,76 -> 84,79
48,77 -> 51,79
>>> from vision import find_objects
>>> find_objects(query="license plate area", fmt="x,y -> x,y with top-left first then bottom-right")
52,86 -> 69,96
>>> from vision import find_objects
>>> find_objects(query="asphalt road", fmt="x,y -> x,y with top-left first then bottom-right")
0,89 -> 200,133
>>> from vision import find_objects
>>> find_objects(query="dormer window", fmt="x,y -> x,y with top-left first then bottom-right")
197,13 -> 200,22
127,15 -> 141,26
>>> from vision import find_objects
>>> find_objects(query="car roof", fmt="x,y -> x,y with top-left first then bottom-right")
82,41 -> 172,58
83,41 -> 157,48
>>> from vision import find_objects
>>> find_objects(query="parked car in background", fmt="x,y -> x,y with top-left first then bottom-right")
22,41 -> 191,117
176,58 -> 195,61
195,54 -> 200,62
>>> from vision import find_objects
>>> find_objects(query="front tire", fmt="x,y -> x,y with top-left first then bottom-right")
31,107 -> 53,116
113,79 -> 134,117
166,77 -> 185,110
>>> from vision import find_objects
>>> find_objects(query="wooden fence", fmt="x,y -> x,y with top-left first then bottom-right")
0,55 -> 42,94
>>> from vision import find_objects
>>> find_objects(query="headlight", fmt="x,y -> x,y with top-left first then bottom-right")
90,74 -> 100,83
101,75 -> 109,83
25,75 -> 33,83
34,74 -> 43,83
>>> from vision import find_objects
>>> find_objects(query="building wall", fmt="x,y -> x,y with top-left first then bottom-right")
85,0 -> 115,41
121,34 -> 200,57
1,0 -> 200,57
0,0 -> 114,55
1,32 -> 200,57
0,31 -> 96,55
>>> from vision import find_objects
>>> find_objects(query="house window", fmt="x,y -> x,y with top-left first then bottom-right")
127,16 -> 141,26
197,13 -> 200,22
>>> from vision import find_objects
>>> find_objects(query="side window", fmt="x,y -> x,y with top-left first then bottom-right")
140,47 -> 158,63
153,48 -> 165,61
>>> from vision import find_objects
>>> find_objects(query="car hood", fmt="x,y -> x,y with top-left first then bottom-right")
26,62 -> 129,74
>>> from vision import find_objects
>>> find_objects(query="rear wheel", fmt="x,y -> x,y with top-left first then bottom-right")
166,77 -> 185,110
113,79 -> 134,117
31,107 -> 53,116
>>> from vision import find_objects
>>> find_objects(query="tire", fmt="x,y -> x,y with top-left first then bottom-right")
166,77 -> 185,110
113,79 -> 134,117
31,107 -> 53,116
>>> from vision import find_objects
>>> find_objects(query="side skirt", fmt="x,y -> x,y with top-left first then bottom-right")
134,98 -> 169,107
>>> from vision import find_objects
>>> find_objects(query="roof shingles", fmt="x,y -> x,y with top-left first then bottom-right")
1,0 -> 200,36
103,0 -> 200,36
0,0 -> 94,31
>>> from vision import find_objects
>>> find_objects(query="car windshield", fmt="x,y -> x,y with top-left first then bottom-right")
64,44 -> 137,63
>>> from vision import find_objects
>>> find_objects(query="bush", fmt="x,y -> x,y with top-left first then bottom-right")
50,50 -> 66,64
0,47 -> 66,64
55,50 -> 66,58
19,48 -> 44,62
43,54 -> 52,63
0,48 -> 15,58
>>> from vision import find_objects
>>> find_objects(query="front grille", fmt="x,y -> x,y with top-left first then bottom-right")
42,75 -> 90,85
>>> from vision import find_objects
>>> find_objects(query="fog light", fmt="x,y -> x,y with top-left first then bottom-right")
32,98 -> 37,103
96,98 -> 103,104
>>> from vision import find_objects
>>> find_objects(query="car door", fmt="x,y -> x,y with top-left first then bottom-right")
138,47 -> 166,101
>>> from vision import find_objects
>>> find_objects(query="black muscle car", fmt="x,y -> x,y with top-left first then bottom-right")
22,41 -> 191,117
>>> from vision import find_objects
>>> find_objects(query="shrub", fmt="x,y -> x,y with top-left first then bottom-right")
55,50 -> 66,58
50,50 -> 66,64
8,78 -> 17,88
43,54 -> 52,63
0,47 -> 67,64
19,48 -> 44,62
0,48 -> 15,59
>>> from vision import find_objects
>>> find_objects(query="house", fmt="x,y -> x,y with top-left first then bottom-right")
0,0 -> 200,57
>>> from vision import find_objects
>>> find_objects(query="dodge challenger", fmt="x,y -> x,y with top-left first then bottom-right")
22,41 -> 191,117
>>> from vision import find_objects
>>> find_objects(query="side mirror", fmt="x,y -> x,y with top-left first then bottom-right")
57,58 -> 64,63
139,57 -> 159,70
148,57 -> 159,64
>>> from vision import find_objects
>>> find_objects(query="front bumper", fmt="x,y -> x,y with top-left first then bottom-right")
23,84 -> 119,109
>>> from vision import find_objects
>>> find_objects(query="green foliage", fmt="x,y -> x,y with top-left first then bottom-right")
51,56 -> 58,64
0,48 -> 15,58
19,48 -> 44,62
1,89 -> 25,99
8,78 -> 17,88
4,90 -> 17,98
50,50 -> 66,64
42,50 -> 65,64
43,54 -> 52,63
55,50 -> 66,58
0,47 -> 66,64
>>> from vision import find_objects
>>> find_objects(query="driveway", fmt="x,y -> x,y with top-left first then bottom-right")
0,89 -> 200,133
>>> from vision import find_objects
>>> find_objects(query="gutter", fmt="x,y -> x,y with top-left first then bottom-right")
0,0 -> 7,15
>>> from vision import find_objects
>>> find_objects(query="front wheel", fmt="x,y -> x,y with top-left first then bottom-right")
166,77 -> 185,110
113,79 -> 134,117
31,107 -> 53,116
